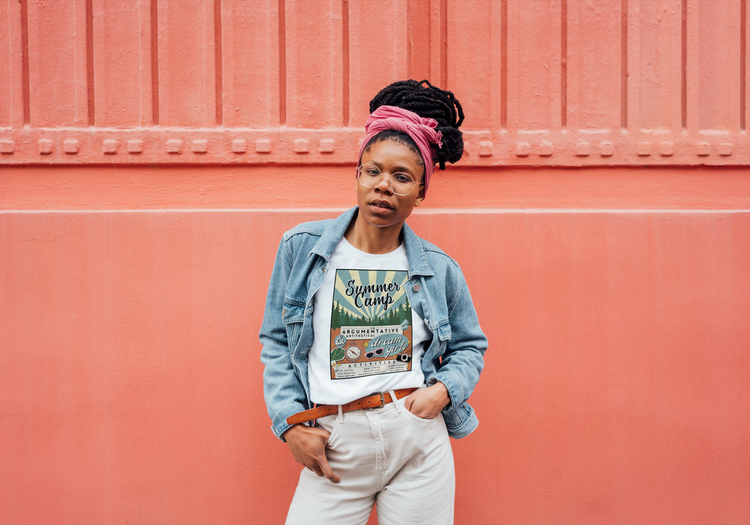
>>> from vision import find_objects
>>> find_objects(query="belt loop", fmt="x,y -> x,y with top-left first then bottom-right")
390,390 -> 403,413
337,404 -> 344,422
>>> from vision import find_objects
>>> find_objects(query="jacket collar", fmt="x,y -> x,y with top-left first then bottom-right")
310,207 -> 434,277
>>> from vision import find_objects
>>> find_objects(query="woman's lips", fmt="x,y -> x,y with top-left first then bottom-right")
369,200 -> 393,212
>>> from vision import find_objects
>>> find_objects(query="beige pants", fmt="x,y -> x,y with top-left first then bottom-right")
286,392 -> 455,525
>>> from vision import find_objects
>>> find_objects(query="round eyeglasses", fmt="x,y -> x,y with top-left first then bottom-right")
356,163 -> 423,196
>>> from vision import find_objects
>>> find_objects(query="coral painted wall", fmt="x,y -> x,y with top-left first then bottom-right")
1,1 -> 749,524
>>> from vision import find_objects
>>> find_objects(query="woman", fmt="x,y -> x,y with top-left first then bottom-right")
260,80 -> 487,525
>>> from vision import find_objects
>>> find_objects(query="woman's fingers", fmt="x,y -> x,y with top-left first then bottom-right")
283,424 -> 340,484
318,457 -> 341,484
306,438 -> 340,483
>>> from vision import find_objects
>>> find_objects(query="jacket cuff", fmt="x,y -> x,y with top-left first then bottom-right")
443,402 -> 478,439
271,402 -> 308,442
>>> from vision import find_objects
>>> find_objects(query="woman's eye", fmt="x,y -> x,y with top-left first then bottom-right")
394,173 -> 413,184
364,166 -> 380,175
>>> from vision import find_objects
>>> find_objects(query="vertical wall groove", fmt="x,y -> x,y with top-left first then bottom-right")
278,0 -> 286,125
621,0 -> 627,129
20,0 -> 30,126
86,0 -> 95,125
561,0 -> 567,128
214,0 -> 223,126
741,0 -> 746,130
406,0 -> 413,79
681,0 -> 687,129
342,0 -> 349,127
500,0 -> 507,129
150,0 -> 159,125
440,0 -> 447,88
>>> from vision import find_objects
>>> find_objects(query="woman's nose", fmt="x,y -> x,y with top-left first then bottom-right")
374,172 -> 394,193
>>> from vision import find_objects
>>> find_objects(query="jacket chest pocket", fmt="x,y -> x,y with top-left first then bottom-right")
282,302 -> 306,352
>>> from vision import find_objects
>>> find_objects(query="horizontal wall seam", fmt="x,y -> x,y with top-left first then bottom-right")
1,209 -> 748,215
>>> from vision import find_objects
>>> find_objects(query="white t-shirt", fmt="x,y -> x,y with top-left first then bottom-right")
308,237 -> 431,405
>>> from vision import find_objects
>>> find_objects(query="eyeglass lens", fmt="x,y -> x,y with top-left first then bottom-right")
357,164 -> 418,196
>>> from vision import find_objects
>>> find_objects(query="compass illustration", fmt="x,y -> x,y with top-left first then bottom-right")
345,345 -> 362,361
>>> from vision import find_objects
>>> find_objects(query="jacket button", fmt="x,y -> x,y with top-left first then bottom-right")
413,283 -> 420,292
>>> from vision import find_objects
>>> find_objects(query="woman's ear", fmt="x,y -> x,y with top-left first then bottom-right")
414,185 -> 425,207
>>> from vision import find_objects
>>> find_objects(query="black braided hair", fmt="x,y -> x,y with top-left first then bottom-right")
367,80 -> 465,170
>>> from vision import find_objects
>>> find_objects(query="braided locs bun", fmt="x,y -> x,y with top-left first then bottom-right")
369,80 -> 465,170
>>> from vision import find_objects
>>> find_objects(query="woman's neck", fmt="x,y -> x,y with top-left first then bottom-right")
344,213 -> 403,254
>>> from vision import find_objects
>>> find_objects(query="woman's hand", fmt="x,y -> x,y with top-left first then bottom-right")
403,382 -> 451,419
283,424 -> 341,484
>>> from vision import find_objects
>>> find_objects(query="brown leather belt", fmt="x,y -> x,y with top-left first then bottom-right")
286,388 -> 418,426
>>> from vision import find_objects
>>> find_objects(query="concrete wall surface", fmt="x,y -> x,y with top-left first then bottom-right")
1,1 -> 749,524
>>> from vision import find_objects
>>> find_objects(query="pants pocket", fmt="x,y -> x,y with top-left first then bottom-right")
316,414 -> 341,448
403,405 -> 441,424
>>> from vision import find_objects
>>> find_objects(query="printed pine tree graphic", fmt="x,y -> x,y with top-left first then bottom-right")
331,302 -> 342,329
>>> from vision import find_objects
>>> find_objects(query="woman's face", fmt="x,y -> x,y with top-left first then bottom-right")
356,139 -> 425,232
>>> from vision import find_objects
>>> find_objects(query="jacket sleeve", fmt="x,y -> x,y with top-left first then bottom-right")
428,262 -> 487,411
259,237 -> 308,441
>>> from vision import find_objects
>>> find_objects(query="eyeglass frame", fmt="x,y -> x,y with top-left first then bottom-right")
355,163 -> 425,196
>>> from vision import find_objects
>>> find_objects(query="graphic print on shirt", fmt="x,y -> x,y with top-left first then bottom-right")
329,269 -> 413,380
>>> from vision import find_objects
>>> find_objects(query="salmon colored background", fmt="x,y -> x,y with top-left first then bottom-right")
1,1 -> 749,524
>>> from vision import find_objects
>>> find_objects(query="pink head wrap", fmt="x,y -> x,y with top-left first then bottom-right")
357,105 -> 443,194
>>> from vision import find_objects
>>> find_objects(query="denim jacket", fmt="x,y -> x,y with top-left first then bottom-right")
260,207 -> 487,440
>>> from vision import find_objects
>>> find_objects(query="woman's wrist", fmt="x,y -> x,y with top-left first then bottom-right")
430,381 -> 451,410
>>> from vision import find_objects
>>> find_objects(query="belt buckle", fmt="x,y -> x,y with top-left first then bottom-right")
367,392 -> 385,410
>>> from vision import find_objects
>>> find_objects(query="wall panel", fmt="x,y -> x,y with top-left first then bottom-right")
0,0 -> 24,129
0,208 -> 748,525
156,0 -> 216,127
687,0 -> 742,132
27,0 -> 88,127
566,0 -> 621,132
506,0 -> 563,132
284,0 -> 343,128
745,0 -> 749,132
92,0 -> 152,127
348,0 -> 409,127
406,0 -> 432,83
221,0 -> 280,128
628,0 -> 683,134
446,0 -> 497,131
0,0 -> 746,165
